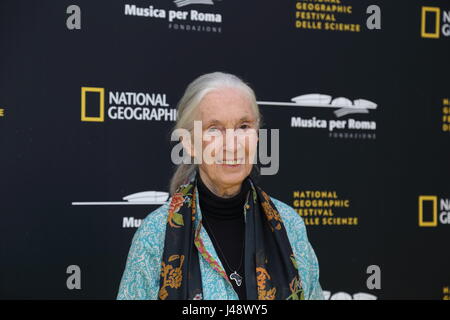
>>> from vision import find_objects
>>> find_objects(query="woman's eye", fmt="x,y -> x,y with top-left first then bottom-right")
239,124 -> 250,130
208,127 -> 218,131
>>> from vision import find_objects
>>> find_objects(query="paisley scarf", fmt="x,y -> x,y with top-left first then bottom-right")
158,170 -> 304,300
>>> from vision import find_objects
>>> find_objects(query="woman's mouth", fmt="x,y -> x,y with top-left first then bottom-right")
216,159 -> 244,167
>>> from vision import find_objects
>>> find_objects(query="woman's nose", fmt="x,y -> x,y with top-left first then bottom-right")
223,130 -> 239,151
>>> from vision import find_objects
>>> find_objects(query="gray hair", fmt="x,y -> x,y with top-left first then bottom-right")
169,71 -> 262,195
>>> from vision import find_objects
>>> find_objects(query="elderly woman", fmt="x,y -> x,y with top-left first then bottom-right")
117,72 -> 324,300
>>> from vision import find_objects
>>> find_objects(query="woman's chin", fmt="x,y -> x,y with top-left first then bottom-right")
216,167 -> 249,184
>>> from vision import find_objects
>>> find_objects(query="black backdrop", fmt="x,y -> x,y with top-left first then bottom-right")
1,0 -> 449,299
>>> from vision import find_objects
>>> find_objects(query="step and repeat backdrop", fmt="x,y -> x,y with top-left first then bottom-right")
1,0 -> 449,299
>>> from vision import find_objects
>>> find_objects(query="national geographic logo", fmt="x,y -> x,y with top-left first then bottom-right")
418,195 -> 450,227
80,87 -> 177,122
421,6 -> 450,39
81,87 -> 105,122
443,286 -> 449,300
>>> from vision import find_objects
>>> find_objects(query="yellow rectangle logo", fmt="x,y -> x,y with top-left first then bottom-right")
421,7 -> 441,39
81,87 -> 105,122
418,195 -> 438,227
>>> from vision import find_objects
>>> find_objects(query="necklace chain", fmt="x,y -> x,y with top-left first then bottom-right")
201,213 -> 245,278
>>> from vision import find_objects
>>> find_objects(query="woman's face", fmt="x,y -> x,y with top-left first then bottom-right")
194,87 -> 258,196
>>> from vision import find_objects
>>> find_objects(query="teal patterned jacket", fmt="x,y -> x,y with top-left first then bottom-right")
117,187 -> 324,300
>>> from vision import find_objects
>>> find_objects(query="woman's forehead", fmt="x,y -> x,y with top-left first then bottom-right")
198,89 -> 256,124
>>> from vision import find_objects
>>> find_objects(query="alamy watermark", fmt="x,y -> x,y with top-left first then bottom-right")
170,120 -> 279,175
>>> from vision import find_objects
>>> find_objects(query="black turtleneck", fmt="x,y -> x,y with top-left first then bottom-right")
197,173 -> 250,300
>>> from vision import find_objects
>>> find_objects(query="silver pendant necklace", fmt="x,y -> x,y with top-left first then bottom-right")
201,214 -> 245,287
230,271 -> 243,286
